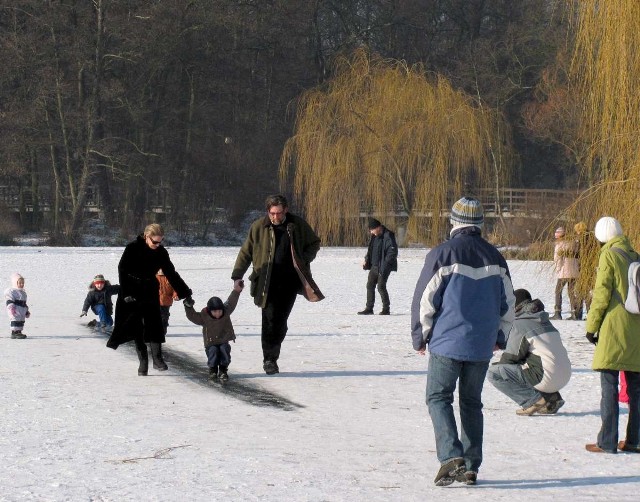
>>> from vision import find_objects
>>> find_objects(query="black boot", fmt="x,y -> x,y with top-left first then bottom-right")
136,344 -> 149,376
150,343 -> 168,371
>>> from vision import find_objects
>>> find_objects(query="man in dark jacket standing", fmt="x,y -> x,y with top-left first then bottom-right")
411,196 -> 515,487
232,194 -> 323,375
358,218 -> 398,315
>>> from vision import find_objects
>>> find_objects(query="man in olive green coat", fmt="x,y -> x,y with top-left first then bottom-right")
585,216 -> 640,454
232,194 -> 322,375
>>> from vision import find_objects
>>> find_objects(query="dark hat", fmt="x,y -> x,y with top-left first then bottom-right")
514,288 -> 532,310
93,274 -> 106,283
207,296 -> 224,312
450,197 -> 484,227
368,218 -> 382,230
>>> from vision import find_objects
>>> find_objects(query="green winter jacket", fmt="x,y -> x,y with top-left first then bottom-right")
231,213 -> 321,308
586,235 -> 640,371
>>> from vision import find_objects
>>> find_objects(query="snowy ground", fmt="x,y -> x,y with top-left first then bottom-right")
1,245 -> 639,501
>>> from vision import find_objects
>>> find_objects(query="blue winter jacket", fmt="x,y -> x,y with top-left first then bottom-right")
411,226 -> 515,361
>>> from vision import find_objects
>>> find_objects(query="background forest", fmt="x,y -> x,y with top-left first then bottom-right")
0,1 -> 580,244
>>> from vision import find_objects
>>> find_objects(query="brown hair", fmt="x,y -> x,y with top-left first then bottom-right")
265,194 -> 288,211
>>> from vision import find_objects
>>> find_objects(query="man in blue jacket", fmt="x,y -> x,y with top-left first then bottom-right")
357,218 -> 398,315
411,196 -> 515,487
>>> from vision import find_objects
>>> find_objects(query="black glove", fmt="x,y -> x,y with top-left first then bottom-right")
586,332 -> 598,345
183,296 -> 195,308
124,296 -> 136,303
80,311 -> 87,317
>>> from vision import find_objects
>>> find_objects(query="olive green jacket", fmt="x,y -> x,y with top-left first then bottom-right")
586,235 -> 640,371
231,213 -> 322,308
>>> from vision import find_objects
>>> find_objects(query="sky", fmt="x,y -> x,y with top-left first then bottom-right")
1,245 -> 639,501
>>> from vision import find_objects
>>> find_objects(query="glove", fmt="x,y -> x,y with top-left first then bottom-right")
124,296 -> 136,303
183,296 -> 195,308
80,311 -> 87,317
26,311 -> 31,319
586,332 -> 598,345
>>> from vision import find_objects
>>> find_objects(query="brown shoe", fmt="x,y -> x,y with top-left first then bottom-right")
434,457 -> 466,487
586,443 -> 617,453
516,397 -> 547,416
618,441 -> 640,453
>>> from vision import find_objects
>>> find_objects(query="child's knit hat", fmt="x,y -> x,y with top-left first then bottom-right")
207,296 -> 225,312
93,274 -> 106,284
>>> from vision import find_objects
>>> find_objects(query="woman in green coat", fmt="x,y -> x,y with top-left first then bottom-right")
585,217 -> 640,454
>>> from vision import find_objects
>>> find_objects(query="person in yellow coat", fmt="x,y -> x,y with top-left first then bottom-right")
585,217 -> 640,454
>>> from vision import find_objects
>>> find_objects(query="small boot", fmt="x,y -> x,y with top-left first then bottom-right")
11,330 -> 27,339
550,310 -> 562,320
219,366 -> 229,382
209,366 -> 219,381
136,344 -> 149,376
150,342 -> 168,371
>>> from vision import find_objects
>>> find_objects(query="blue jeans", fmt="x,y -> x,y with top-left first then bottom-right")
205,343 -> 231,369
426,353 -> 489,472
92,304 -> 113,327
598,370 -> 640,451
487,363 -> 543,408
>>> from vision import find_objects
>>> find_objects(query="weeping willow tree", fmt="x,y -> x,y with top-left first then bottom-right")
564,1 -> 640,301
279,49 -> 510,245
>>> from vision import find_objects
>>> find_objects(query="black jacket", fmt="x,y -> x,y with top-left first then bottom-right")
82,281 -> 120,315
107,235 -> 191,348
364,227 -> 398,276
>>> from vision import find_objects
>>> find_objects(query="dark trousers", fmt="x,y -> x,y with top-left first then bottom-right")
205,343 -> 231,369
597,370 -> 640,451
366,266 -> 390,310
261,288 -> 298,362
159,306 -> 171,334
554,278 -> 578,314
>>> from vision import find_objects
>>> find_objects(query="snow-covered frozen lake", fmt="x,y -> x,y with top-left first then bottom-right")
1,246 -> 638,501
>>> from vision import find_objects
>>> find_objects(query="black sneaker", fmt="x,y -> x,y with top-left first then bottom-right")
263,360 -> 279,375
357,308 -> 374,315
434,457 -> 465,486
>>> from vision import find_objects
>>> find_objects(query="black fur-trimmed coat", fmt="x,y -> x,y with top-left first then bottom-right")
107,235 -> 191,348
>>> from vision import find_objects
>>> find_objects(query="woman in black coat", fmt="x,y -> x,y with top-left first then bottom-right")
107,224 -> 192,375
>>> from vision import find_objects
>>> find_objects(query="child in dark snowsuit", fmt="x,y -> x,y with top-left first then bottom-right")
184,281 -> 243,381
81,274 -> 120,329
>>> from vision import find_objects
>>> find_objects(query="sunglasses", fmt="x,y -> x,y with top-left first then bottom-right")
148,236 -> 163,245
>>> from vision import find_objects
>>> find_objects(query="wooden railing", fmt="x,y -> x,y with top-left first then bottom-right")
360,188 -> 578,218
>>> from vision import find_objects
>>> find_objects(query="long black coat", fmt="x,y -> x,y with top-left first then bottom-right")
107,235 -> 191,348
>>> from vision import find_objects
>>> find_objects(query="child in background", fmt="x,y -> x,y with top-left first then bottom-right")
5,273 -> 30,339
80,274 -> 120,330
184,281 -> 244,381
157,269 -> 178,335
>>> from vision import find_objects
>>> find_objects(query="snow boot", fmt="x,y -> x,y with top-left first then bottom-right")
11,330 -> 27,339
357,308 -> 374,315
550,311 -> 562,320
219,366 -> 229,382
136,344 -> 149,376
209,366 -> 219,381
263,360 -> 279,375
150,342 -> 168,371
